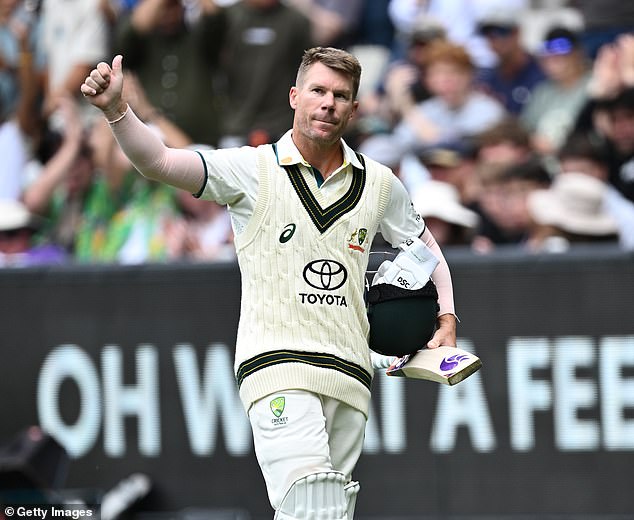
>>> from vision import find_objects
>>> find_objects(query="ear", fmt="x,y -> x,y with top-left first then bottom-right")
349,100 -> 359,119
289,86 -> 298,109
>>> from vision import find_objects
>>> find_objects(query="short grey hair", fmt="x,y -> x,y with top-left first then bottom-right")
296,47 -> 362,100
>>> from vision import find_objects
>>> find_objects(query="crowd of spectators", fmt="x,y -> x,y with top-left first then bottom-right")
1,0 -> 633,267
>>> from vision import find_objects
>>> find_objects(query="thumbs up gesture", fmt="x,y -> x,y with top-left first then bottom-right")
80,55 -> 128,122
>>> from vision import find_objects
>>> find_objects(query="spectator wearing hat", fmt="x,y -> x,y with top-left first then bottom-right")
526,172 -> 619,253
476,8 -> 547,115
557,132 -> 634,251
411,180 -> 479,247
520,25 -> 592,155
0,199 -> 67,267
417,141 -> 479,207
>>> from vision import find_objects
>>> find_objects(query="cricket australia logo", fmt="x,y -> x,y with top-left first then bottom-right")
270,396 -> 288,425
347,228 -> 368,253
299,259 -> 348,307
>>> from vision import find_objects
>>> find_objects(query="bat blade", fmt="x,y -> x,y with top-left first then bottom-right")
386,346 -> 482,385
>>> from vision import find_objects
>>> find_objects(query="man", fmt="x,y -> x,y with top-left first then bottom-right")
520,26 -> 591,154
113,0 -> 227,145
476,8 -> 546,115
81,47 -> 457,519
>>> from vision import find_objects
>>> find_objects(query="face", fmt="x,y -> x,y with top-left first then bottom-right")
538,52 -> 581,83
559,157 -> 608,181
290,62 -> 358,148
608,108 -> 634,155
0,228 -> 32,254
65,155 -> 94,197
483,28 -> 519,60
425,61 -> 472,106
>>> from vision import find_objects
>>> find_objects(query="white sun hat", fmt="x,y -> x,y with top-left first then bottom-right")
411,180 -> 479,229
0,199 -> 42,232
527,172 -> 618,235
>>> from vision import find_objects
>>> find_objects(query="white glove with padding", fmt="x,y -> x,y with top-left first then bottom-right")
371,237 -> 439,290
368,236 -> 441,362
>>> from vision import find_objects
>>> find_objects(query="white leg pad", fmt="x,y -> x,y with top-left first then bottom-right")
274,471 -> 347,520
344,481 -> 360,519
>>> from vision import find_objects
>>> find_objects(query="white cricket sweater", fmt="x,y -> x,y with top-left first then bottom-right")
234,144 -> 393,417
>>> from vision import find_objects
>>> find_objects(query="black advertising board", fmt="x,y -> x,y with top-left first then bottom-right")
0,249 -> 633,519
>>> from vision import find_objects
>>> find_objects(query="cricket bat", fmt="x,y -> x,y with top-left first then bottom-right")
386,346 -> 482,385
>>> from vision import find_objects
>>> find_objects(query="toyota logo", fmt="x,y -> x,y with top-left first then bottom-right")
303,260 -> 348,291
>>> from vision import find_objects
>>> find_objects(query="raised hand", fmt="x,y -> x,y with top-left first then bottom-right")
80,55 -> 127,122
617,33 -> 634,89
588,43 -> 621,99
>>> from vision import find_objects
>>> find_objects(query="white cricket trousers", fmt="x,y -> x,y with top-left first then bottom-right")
248,389 -> 366,510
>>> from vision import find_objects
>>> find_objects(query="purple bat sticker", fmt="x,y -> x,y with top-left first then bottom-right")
439,354 -> 471,372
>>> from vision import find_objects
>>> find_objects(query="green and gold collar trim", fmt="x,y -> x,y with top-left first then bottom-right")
274,144 -> 366,234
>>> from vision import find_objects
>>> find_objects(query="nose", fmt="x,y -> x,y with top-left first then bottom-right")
321,91 -> 336,109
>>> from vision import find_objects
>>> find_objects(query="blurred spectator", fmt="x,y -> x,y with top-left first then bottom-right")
476,7 -> 547,115
22,73 -> 193,260
573,35 -> 634,203
39,0 -> 110,117
21,96 -> 92,253
286,0 -> 363,49
417,142 -> 477,206
357,132 -> 431,197
520,26 -> 591,155
390,40 -> 506,153
216,0 -> 313,147
356,0 -> 394,48
377,19 -> 446,126
0,0 -> 41,120
0,198 -> 67,266
387,0 -> 503,70
472,155 -> 552,253
600,89 -> 634,203
121,70 -> 193,148
114,0 -> 226,146
71,112 -> 184,264
353,18 -> 446,147
348,0 -> 394,98
526,171 -> 619,253
557,132 -> 634,250
168,190 -> 235,262
472,117 -> 534,167
358,132 -> 405,175
411,180 -> 479,247
571,0 -> 634,59
0,5 -> 41,201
